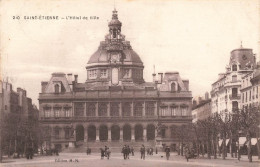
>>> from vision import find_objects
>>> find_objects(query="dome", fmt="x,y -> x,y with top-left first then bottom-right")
87,47 -> 143,65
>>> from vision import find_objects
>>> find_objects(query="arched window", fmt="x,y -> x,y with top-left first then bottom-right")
55,127 -> 60,139
171,82 -> 176,92
54,84 -> 59,93
232,64 -> 237,71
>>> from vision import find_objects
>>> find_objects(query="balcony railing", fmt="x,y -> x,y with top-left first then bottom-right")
229,94 -> 241,100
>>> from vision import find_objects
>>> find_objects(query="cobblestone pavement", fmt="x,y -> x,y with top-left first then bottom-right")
1,152 -> 259,167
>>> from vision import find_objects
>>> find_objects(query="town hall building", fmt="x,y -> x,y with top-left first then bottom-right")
39,9 -> 192,152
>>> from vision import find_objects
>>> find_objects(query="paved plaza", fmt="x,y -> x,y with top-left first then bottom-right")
1,152 -> 259,167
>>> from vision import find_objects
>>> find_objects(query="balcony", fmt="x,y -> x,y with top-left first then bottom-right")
229,94 -> 241,100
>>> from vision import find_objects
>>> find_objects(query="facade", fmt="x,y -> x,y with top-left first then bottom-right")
0,81 -> 39,155
241,62 -> 260,110
211,46 -> 256,114
39,9 -> 192,152
192,93 -> 211,123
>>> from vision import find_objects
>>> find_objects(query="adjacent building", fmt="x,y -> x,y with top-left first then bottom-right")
0,80 -> 39,155
241,61 -> 260,110
192,93 -> 211,123
39,9 -> 192,152
211,46 -> 256,114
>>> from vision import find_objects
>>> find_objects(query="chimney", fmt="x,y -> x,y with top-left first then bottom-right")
67,73 -> 73,85
158,73 -> 163,84
152,73 -> 156,83
41,82 -> 48,93
74,74 -> 78,83
183,80 -> 189,91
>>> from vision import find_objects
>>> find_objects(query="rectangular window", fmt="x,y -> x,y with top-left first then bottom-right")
74,103 -> 85,117
170,107 -> 177,116
100,69 -> 107,78
65,109 -> 70,117
160,107 -> 168,116
45,109 -> 51,117
65,128 -> 70,139
54,109 -> 60,117
123,69 -> 130,78
88,70 -> 97,79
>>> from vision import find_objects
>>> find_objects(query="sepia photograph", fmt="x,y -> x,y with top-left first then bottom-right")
0,0 -> 259,166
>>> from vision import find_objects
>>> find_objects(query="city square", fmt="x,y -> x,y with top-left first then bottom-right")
0,0 -> 259,166
1,152 -> 260,167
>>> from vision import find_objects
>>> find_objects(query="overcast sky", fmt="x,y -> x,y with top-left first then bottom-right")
1,0 -> 259,106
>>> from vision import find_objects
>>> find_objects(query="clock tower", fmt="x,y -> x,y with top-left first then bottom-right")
86,9 -> 144,86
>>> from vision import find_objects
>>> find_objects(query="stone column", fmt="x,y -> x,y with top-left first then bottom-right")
143,127 -> 147,141
108,102 -> 110,117
84,126 -> 88,142
131,128 -> 135,141
119,102 -> 122,117
131,102 -> 134,116
95,102 -> 98,117
143,102 -> 146,117
108,127 -> 111,141
96,127 -> 99,141
120,127 -> 123,141
154,102 -> 157,116
84,103 -> 87,117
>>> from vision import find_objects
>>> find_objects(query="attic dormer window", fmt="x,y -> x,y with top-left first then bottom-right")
232,64 -> 237,71
171,82 -> 176,92
54,84 -> 59,93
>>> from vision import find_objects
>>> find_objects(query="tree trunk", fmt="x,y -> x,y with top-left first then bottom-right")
230,135 -> 233,158
257,134 -> 260,160
196,141 -> 200,158
202,142 -> 205,158
247,134 -> 252,162
181,141 -> 183,156
207,139 -> 211,159
222,137 -> 226,160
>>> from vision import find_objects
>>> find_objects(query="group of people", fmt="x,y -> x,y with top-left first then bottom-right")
121,145 -> 134,159
100,146 -> 111,159
146,147 -> 154,155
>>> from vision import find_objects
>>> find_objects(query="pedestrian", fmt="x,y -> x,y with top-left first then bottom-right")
165,146 -> 170,160
156,147 -> 158,154
127,145 -> 130,159
140,145 -> 145,160
106,147 -> 111,159
100,148 -> 105,159
122,145 -> 127,160
131,147 -> 134,156
184,146 -> 190,162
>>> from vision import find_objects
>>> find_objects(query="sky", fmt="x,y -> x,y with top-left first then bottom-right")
0,0 -> 259,106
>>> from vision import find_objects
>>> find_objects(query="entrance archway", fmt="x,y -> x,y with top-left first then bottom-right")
135,124 -> 143,141
99,125 -> 108,141
111,125 -> 120,141
76,125 -> 84,141
147,124 -> 155,140
87,125 -> 96,141
123,124 -> 131,141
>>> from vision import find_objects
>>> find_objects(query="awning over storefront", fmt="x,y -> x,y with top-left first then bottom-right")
239,137 -> 247,145
218,139 -> 223,146
225,139 -> 230,146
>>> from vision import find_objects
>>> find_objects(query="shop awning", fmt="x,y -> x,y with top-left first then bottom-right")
239,137 -> 247,145
225,139 -> 230,146
218,139 -> 223,146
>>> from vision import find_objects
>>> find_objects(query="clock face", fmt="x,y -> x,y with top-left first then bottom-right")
111,53 -> 119,62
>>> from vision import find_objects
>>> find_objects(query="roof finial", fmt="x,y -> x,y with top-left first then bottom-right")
240,41 -> 243,48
